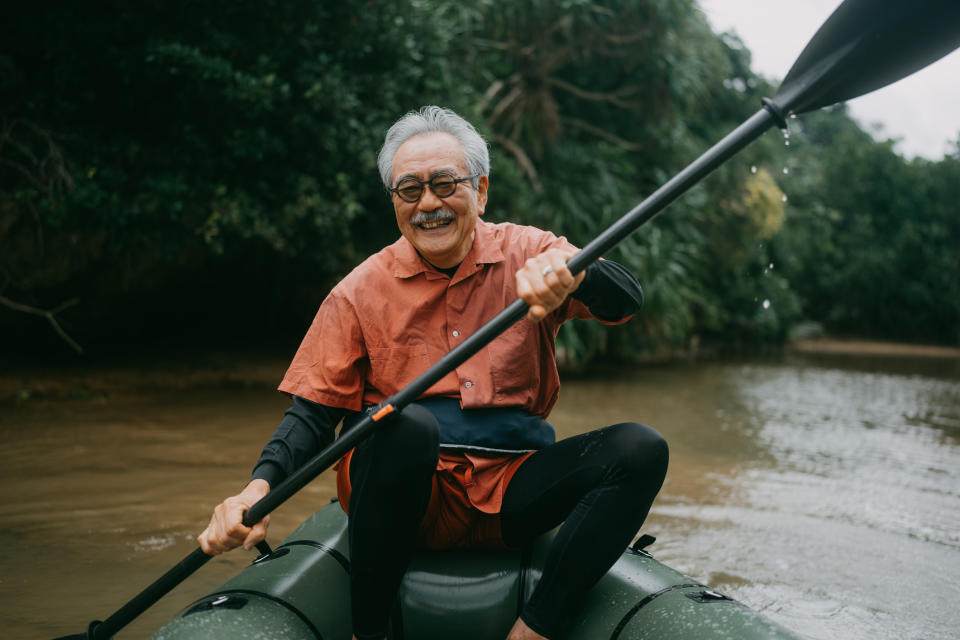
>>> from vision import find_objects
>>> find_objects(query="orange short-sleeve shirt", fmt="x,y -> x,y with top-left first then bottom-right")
278,219 -> 614,418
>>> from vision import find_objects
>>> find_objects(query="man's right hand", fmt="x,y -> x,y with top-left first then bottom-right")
198,478 -> 271,555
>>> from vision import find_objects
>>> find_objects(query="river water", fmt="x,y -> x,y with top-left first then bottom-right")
1,350 -> 958,639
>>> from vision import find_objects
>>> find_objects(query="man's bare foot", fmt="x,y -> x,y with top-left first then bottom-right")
506,617 -> 548,640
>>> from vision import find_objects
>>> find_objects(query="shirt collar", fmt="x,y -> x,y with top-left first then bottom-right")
392,219 -> 505,280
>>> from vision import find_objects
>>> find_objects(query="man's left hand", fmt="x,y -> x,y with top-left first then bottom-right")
516,249 -> 585,323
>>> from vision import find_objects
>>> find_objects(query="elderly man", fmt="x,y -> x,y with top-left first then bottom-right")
199,106 -> 668,640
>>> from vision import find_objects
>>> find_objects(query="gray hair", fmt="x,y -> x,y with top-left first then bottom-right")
377,106 -> 489,189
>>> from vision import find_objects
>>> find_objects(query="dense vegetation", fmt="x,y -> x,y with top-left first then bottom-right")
2,0 -> 958,361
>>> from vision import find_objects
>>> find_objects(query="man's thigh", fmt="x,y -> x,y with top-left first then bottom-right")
499,422 -> 661,544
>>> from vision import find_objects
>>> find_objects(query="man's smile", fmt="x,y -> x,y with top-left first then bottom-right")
418,219 -> 452,230
411,209 -> 456,231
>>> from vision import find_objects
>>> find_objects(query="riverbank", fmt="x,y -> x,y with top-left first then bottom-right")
788,338 -> 960,359
0,349 -> 290,405
5,338 -> 959,405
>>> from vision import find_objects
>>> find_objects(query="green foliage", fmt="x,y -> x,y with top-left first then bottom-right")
774,118 -> 960,344
2,2 -> 447,311
2,0 -> 957,356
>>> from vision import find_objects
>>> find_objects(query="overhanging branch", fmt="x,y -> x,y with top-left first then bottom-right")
562,117 -> 645,151
0,294 -> 84,354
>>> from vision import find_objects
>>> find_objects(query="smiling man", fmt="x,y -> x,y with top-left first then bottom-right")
388,130 -> 484,270
199,106 -> 668,640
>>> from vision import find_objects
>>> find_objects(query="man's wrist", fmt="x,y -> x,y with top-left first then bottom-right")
242,478 -> 271,500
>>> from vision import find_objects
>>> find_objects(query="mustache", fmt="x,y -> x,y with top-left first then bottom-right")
410,208 -> 456,225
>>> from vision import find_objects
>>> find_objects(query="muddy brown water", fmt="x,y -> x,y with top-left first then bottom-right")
1,350 -> 958,639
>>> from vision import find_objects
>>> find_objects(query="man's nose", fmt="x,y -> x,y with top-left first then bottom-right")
418,186 -> 445,210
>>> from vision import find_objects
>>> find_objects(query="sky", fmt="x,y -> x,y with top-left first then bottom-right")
698,0 -> 960,160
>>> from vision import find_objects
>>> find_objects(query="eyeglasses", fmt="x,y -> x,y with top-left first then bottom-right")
389,172 -> 478,203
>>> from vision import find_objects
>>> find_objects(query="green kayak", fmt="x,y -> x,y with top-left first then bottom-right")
151,500 -> 803,639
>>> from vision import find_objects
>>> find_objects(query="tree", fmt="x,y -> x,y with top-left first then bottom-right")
1,0 -> 453,351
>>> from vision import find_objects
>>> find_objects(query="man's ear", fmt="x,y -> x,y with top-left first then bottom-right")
476,175 -> 489,215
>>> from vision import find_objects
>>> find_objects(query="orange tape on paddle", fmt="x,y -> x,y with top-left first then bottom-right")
371,404 -> 395,422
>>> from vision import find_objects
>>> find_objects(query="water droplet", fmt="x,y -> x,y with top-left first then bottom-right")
784,140 -> 791,146
782,167 -> 789,174
750,165 -> 757,174
768,263 -> 774,270
781,194 -> 788,202
783,131 -> 790,139
790,113 -> 797,119
763,299 -> 771,309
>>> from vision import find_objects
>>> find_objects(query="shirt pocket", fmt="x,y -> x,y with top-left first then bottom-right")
490,321 -> 541,399
367,344 -> 431,396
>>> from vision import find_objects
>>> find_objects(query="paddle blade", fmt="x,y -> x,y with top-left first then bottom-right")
772,0 -> 960,115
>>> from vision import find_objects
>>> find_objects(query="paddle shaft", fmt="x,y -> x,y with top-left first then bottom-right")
75,548 -> 211,640
72,537 -> 272,640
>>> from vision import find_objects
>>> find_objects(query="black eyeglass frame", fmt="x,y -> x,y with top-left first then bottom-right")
389,172 -> 480,203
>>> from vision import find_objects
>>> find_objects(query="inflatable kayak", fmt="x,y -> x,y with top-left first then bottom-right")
151,500 -> 803,639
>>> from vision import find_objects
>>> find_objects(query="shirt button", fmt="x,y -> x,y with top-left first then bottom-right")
452,330 -> 460,337
464,381 -> 473,388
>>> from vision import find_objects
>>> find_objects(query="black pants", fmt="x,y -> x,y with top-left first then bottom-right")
347,404 -> 668,639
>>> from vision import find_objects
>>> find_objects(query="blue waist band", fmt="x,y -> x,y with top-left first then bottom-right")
417,397 -> 555,453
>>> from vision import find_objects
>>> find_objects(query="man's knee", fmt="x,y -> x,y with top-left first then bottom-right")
605,422 -> 669,481
368,403 -> 440,472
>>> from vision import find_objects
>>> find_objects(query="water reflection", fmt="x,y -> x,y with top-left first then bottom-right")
559,356 -> 959,640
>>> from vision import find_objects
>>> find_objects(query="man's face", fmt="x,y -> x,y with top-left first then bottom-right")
390,132 -> 488,269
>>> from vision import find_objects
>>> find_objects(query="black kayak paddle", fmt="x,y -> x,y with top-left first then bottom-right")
56,0 -> 960,637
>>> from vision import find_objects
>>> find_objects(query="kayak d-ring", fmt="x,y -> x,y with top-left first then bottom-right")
184,594 -> 250,616
627,534 -> 656,557
252,547 -> 291,565
685,589 -> 736,604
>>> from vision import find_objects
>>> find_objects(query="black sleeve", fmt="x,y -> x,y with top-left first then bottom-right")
570,259 -> 643,322
250,396 -> 346,487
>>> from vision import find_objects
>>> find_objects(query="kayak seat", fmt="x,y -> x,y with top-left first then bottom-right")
391,545 -> 535,640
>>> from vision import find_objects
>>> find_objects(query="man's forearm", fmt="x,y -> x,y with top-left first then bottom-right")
251,396 -> 345,486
